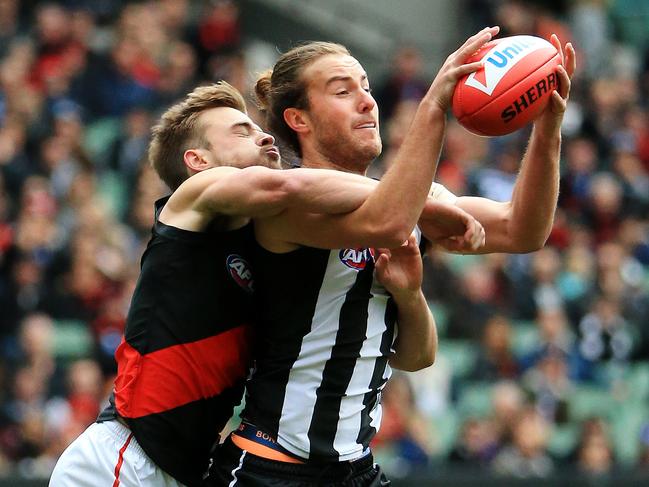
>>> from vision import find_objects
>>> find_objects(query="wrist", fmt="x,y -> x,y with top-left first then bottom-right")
390,288 -> 425,306
532,119 -> 562,144
418,97 -> 448,122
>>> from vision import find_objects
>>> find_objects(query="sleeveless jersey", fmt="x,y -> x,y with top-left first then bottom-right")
243,243 -> 397,462
98,196 -> 255,486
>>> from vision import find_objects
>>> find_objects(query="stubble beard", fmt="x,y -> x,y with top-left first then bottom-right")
314,129 -> 382,174
260,155 -> 282,169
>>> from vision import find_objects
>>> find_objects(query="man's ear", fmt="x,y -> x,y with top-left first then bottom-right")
283,108 -> 310,134
183,149 -> 212,172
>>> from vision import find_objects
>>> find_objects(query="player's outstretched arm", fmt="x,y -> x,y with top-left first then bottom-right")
349,26 -> 500,243
448,37 -> 576,254
256,27 -> 500,251
375,235 -> 437,371
161,165 -> 388,231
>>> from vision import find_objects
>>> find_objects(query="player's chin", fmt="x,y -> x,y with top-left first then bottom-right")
353,129 -> 379,147
361,140 -> 382,160
261,153 -> 282,169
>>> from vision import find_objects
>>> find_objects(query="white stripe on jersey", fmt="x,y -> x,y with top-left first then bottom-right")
370,363 -> 392,431
276,250 -> 358,458
333,281 -> 391,458
272,230 -> 420,460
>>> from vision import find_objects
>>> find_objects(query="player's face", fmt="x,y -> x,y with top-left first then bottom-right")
199,107 -> 281,169
302,54 -> 381,172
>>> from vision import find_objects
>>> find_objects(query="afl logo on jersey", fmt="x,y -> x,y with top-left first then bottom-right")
226,254 -> 254,293
339,248 -> 375,270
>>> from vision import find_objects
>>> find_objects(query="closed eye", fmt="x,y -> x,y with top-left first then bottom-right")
231,122 -> 255,137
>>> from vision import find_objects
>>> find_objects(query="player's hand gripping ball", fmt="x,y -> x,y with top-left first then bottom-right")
452,35 -> 562,136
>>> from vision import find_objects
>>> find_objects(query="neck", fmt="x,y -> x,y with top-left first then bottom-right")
300,148 -> 368,176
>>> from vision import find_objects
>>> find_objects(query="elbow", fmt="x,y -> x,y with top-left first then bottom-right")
418,349 -> 436,370
240,165 -> 295,198
412,356 -> 436,372
523,236 -> 548,253
398,350 -> 436,372
510,231 -> 550,254
506,214 -> 552,253
279,172 -> 307,204
372,221 -> 412,248
251,168 -> 304,209
271,172 -> 304,208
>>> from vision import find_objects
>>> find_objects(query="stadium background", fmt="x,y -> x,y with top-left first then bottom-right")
0,0 -> 648,485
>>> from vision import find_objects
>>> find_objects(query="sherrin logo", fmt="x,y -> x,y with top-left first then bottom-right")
226,254 -> 254,293
339,248 -> 375,270
465,35 -> 550,96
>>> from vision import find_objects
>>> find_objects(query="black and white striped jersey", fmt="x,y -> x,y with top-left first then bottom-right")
243,242 -> 398,462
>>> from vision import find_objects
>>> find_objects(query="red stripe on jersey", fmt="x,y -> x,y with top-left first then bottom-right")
114,325 -> 251,418
112,432 -> 133,487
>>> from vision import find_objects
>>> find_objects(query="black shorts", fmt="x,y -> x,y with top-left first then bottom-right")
205,436 -> 390,487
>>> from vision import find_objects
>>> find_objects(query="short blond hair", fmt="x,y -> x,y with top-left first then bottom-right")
149,82 -> 247,191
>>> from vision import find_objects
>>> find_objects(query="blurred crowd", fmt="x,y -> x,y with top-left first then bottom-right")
0,0 -> 648,481
372,0 -> 649,480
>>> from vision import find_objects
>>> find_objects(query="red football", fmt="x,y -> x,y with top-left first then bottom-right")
452,35 -> 561,136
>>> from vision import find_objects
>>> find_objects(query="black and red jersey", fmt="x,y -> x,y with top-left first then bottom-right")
98,196 -> 255,486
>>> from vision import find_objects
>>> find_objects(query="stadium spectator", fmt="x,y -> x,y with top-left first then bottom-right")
491,381 -> 526,447
446,262 -> 500,340
374,46 -> 429,124
576,295 -> 637,384
471,315 -> 520,381
492,407 -> 555,477
448,418 -> 499,468
522,346 -> 572,423
521,307 -> 589,382
576,426 -> 615,477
